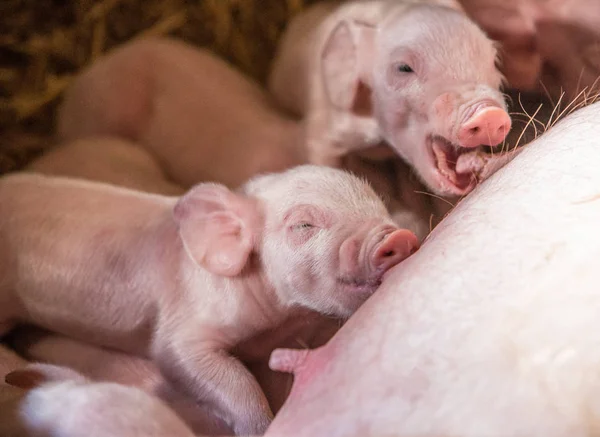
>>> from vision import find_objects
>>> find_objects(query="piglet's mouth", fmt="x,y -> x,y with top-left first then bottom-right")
429,135 -> 504,195
337,276 -> 382,295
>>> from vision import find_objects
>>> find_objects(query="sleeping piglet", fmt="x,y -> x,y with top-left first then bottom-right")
0,165 -> 418,435
7,325 -> 232,435
0,344 -> 30,437
4,364 -> 197,437
269,0 -> 513,197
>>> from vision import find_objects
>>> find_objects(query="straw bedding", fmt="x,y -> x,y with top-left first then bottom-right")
0,0 -> 324,174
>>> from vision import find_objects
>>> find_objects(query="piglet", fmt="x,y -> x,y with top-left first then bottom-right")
0,165 -> 418,435
7,325 -> 232,435
4,364 -> 197,437
0,344 -> 30,437
268,0 -> 513,197
26,136 -> 184,196
57,37 -> 305,190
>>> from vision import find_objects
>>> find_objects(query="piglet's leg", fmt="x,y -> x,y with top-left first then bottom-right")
156,344 -> 273,436
305,112 -> 383,168
268,347 -> 329,393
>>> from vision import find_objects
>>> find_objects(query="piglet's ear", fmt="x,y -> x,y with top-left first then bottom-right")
5,364 -> 87,390
174,183 -> 259,277
5,368 -> 46,389
321,19 -> 377,114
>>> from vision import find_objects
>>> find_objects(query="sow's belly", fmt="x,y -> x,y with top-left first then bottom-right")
266,103 -> 600,437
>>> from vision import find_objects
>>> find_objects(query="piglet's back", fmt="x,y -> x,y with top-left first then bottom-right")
0,173 -> 176,351
0,173 -> 175,272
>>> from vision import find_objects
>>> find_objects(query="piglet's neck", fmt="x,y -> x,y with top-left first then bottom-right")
133,208 -> 186,295
150,217 -> 293,340
217,255 -> 292,330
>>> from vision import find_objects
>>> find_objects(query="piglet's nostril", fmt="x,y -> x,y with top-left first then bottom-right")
370,229 -> 419,273
458,106 -> 511,148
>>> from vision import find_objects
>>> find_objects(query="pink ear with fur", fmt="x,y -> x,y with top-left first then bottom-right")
321,19 -> 377,112
173,183 -> 259,277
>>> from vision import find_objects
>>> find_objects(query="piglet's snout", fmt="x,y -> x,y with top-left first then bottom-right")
370,229 -> 419,274
458,105 -> 511,148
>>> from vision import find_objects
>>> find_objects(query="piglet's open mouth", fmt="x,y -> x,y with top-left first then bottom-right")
337,276 -> 382,295
430,135 -> 505,195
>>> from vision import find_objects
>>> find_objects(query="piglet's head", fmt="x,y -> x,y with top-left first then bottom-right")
242,165 -> 419,318
322,2 -> 512,196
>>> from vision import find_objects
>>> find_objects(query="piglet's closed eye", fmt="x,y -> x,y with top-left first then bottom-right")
173,183 -> 260,277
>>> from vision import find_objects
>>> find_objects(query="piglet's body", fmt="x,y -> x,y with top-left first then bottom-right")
0,165 -> 418,435
26,137 -> 184,196
5,364 -> 197,437
0,345 -> 30,437
58,38 -> 305,190
8,326 -> 232,435
269,0 -> 513,197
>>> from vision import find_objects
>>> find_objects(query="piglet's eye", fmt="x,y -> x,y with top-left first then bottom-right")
396,63 -> 413,73
293,222 -> 314,230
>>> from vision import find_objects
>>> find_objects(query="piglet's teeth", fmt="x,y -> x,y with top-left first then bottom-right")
432,143 -> 457,183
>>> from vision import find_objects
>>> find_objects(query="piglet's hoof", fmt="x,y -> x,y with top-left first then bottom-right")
269,348 -> 311,374
234,412 -> 273,436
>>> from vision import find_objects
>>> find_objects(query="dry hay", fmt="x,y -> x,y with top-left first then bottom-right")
0,0 -> 325,174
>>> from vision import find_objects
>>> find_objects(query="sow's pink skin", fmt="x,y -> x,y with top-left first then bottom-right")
265,102 -> 600,436
4,364 -> 198,437
0,165 -> 418,435
268,0 -> 514,197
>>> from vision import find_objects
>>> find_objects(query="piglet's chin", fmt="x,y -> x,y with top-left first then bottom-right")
336,277 -> 382,296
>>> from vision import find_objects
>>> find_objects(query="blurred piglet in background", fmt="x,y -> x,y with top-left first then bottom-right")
4,363 -> 198,437
459,0 -> 600,101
